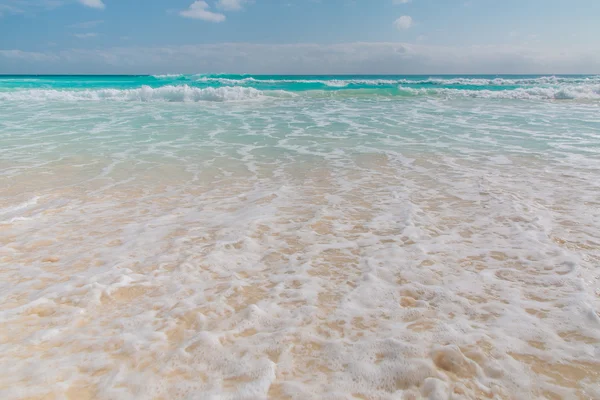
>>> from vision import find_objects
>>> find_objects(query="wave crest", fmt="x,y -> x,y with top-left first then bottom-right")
395,84 -> 600,100
0,85 -> 295,102
1,83 -> 598,102
152,74 -> 600,88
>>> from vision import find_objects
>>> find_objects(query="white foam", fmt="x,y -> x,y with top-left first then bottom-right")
0,85 -> 295,102
396,76 -> 600,86
152,74 -> 185,79
191,75 -> 600,87
3,83 -> 597,102
323,80 -> 349,87
0,196 -> 40,218
397,84 -> 600,100
193,76 -> 344,86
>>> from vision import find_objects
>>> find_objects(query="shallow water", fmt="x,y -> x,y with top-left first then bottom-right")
1,76 -> 599,399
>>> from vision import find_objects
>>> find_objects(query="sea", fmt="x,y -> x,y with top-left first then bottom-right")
1,75 -> 599,399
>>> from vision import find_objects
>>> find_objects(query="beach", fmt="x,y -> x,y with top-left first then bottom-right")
1,75 -> 599,399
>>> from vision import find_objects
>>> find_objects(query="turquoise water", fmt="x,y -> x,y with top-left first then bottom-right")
1,74 -> 599,99
1,75 -> 599,161
1,75 -> 600,399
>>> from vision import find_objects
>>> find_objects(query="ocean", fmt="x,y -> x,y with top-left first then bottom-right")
1,75 -> 599,399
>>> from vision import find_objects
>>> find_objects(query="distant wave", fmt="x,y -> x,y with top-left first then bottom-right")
0,85 -> 295,102
151,74 -> 185,79
394,84 -> 600,100
193,76 -> 353,87
147,74 -> 600,88
396,76 -> 600,86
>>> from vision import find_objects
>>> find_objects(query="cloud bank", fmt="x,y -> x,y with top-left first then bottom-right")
1,42 -> 599,75
180,1 -> 226,22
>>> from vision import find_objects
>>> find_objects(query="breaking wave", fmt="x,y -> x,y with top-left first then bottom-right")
395,84 -> 600,100
151,74 -> 600,88
1,81 -> 598,102
0,85 -> 295,102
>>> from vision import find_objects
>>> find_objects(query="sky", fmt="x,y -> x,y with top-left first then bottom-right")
1,0 -> 599,74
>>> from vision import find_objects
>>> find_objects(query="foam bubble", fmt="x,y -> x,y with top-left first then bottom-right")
396,84 -> 600,100
0,85 -> 295,102
151,74 -> 186,79
182,74 -> 600,89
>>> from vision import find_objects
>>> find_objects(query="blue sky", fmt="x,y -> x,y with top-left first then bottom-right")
1,0 -> 599,74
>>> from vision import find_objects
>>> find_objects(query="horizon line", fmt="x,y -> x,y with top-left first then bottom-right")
1,73 -> 598,77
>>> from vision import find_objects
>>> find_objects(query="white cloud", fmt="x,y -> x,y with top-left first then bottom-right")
180,1 -> 225,22
78,0 -> 105,9
393,0 -> 411,4
74,32 -> 98,38
69,19 -> 103,28
394,15 -> 413,30
216,0 -> 250,11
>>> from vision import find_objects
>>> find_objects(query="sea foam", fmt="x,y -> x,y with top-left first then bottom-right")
1,82 -> 598,102
396,84 -> 600,100
0,85 -> 294,102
